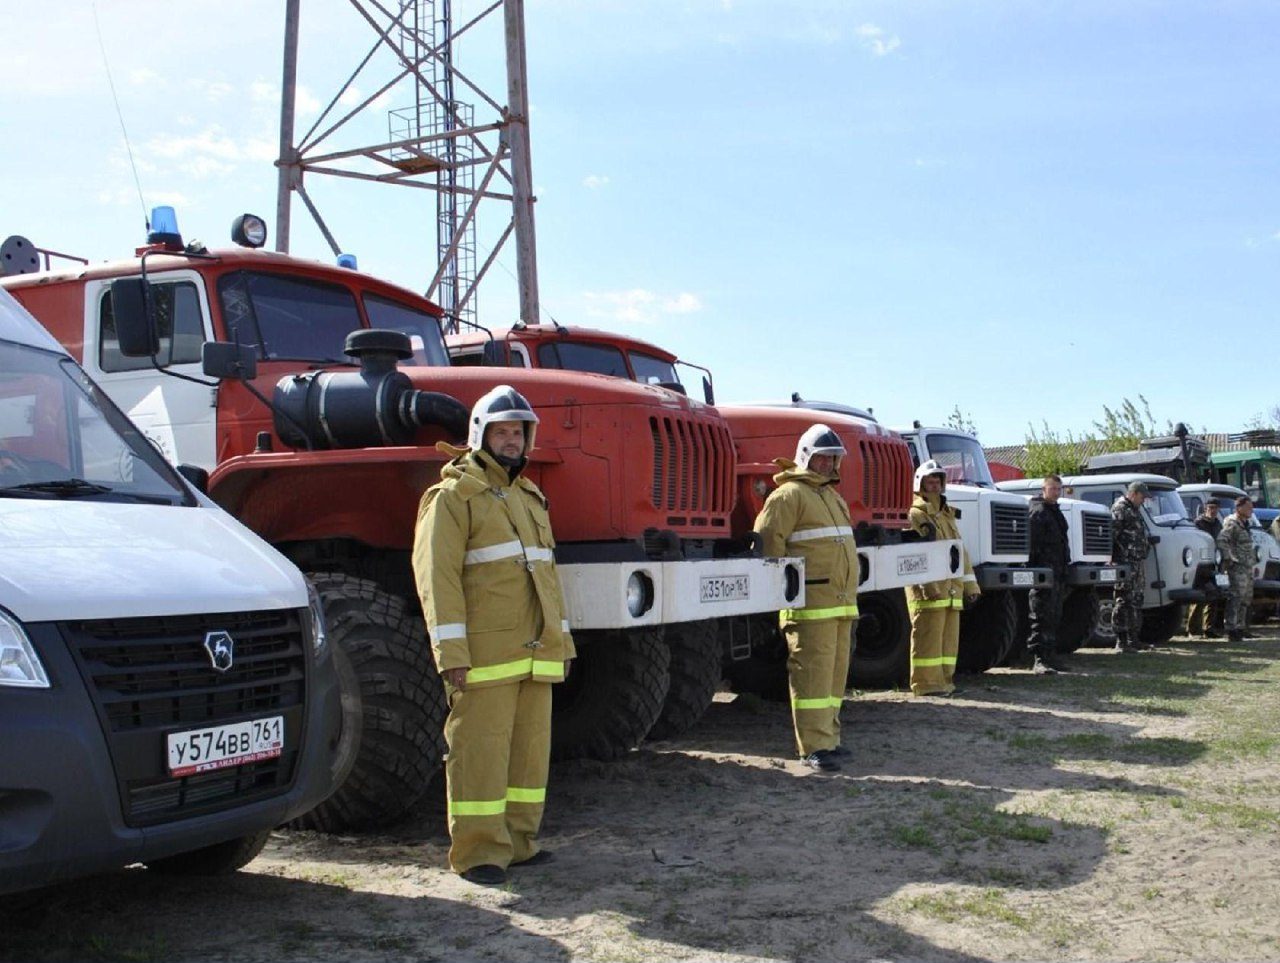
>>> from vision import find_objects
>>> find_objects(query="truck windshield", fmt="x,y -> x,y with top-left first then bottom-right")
363,294 -> 450,367
630,352 -> 680,387
924,433 -> 995,487
537,341 -> 629,377
1145,489 -> 1189,526
0,342 -> 191,505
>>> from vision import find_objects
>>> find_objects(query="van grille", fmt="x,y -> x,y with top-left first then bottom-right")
63,609 -> 307,827
991,502 -> 1031,555
649,415 -> 733,515
1082,512 -> 1113,556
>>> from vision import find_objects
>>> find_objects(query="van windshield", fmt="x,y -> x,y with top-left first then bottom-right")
1145,489 -> 1188,526
0,342 -> 191,505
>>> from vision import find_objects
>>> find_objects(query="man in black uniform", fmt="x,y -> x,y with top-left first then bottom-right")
1027,475 -> 1071,674
1111,481 -> 1153,652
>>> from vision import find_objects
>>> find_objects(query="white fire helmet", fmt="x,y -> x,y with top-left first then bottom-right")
795,423 -> 846,471
914,459 -> 947,493
467,384 -> 539,452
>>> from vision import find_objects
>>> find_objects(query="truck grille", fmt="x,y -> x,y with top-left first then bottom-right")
1082,512 -> 1113,556
991,502 -> 1031,555
856,436 -> 912,521
63,609 -> 307,827
649,415 -> 733,515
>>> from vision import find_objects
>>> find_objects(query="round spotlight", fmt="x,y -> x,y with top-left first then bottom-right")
626,571 -> 654,617
231,213 -> 268,249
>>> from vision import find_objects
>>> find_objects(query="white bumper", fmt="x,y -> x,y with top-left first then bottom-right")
558,556 -> 805,631
858,539 -> 963,593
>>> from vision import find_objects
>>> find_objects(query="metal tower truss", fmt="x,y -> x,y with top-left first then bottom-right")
276,0 -> 540,329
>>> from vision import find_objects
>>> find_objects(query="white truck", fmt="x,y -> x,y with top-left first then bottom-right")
1178,482 -> 1280,622
999,473 -> 1219,646
898,427 -> 1119,662
0,288 -> 344,895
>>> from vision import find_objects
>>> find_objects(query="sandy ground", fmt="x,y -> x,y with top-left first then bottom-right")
6,629 -> 1280,962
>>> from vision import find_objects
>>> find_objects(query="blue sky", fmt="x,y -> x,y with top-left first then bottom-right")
5,1 -> 1278,444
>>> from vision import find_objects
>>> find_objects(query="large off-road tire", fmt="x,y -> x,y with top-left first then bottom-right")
290,574 -> 447,832
850,590 -> 910,689
957,591 -> 1017,674
1058,588 -> 1100,653
144,829 -> 271,876
1001,593 -> 1032,667
1139,603 -> 1184,646
647,620 -> 722,741
551,627 -> 670,761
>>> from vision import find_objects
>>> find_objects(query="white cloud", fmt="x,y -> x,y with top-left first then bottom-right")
186,79 -> 234,102
338,86 -> 364,107
583,174 -> 610,190
250,81 -> 278,104
857,23 -> 901,57
141,125 -> 276,179
97,187 -> 190,209
129,67 -> 163,86
582,288 -> 703,324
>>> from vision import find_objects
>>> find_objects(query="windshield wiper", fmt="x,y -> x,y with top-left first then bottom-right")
0,478 -> 115,498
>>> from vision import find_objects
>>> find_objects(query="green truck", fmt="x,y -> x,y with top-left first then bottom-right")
1209,451 -> 1280,528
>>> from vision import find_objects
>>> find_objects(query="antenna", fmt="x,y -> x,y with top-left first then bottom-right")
91,0 -> 149,231
276,0 -> 539,329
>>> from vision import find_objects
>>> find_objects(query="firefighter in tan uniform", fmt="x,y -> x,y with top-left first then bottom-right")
412,385 -> 575,886
753,424 -> 860,773
906,460 -> 980,696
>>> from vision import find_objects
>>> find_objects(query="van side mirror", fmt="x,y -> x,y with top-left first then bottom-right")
110,278 -> 159,357
481,340 -> 509,366
202,341 -> 258,381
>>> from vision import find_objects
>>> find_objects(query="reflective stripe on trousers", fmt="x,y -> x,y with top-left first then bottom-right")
783,617 -> 855,758
780,603 -> 860,623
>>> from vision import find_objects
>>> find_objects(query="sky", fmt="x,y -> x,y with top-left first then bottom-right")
4,0 -> 1278,445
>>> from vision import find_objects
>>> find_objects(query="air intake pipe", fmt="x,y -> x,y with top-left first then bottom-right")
273,329 -> 468,449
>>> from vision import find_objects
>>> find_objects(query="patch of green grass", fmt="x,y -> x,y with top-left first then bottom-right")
1168,796 -> 1280,831
899,889 -> 1032,930
891,824 -> 939,850
1007,731 -> 1204,765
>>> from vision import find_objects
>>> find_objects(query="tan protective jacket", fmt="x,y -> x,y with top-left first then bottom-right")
413,447 -> 575,688
906,492 -> 979,605
1217,514 -> 1255,570
753,461 -> 859,621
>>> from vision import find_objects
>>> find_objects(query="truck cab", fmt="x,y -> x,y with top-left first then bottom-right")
999,473 -> 1219,645
0,287 -> 343,894
1209,450 -> 1280,529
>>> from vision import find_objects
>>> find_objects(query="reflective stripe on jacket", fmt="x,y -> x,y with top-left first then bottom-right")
753,461 -> 859,622
413,447 -> 576,688
906,492 -> 978,606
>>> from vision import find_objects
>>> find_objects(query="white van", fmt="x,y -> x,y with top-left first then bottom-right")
0,288 -> 343,894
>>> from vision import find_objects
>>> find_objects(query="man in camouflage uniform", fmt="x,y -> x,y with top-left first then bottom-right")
1217,496 -> 1256,642
1185,498 -> 1224,639
1111,481 -> 1152,652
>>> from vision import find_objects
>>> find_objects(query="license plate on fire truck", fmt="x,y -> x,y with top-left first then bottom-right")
167,716 -> 284,777
700,575 -> 750,603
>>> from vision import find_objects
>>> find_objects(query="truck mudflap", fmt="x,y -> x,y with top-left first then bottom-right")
1066,563 -> 1127,587
857,539 -> 962,593
974,564 -> 1051,591
558,556 -> 805,631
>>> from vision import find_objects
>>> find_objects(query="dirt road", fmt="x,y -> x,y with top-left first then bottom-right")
6,632 -> 1280,962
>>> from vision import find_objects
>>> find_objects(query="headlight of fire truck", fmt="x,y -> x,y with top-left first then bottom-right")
627,572 -> 655,617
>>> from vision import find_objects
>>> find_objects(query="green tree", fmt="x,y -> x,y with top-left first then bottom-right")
1091,395 -> 1167,452
944,405 -> 978,435
1022,421 -> 1088,478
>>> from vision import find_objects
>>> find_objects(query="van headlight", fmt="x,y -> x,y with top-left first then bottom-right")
0,611 -> 49,688
626,571 -> 654,617
305,580 -> 329,656
1182,547 -> 1194,568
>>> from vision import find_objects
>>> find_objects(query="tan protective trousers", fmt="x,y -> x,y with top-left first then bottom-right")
908,602 -> 961,695
783,618 -> 855,757
443,678 -> 551,873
